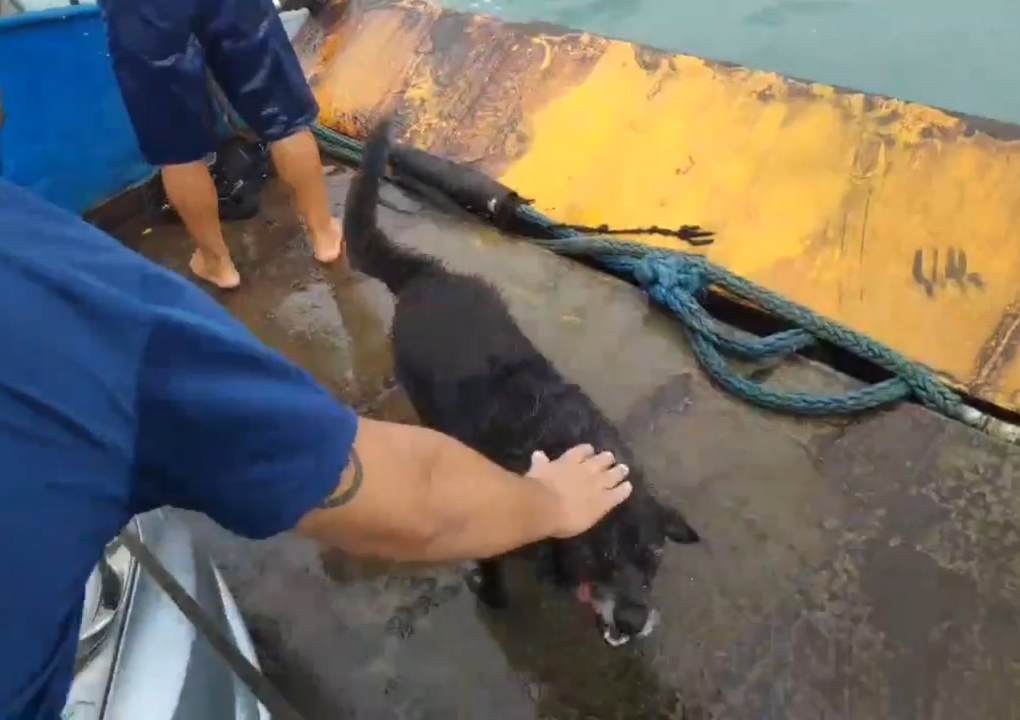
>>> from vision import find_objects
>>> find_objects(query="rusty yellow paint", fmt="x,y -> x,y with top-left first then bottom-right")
295,0 -> 1020,413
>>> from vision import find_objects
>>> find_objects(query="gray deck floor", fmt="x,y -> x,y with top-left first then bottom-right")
113,170 -> 1020,719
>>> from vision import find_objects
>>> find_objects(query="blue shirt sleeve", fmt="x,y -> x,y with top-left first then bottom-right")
131,275 -> 358,539
0,177 -> 360,719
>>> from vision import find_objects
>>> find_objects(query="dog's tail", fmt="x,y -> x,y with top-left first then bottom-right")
343,116 -> 431,294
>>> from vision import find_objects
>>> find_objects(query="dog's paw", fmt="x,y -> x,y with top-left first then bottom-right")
465,567 -> 509,609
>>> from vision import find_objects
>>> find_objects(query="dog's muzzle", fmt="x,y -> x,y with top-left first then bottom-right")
576,582 -> 659,647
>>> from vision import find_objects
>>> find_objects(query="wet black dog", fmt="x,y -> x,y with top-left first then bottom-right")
343,117 -> 701,645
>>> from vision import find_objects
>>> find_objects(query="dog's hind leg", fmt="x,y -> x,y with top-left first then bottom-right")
467,559 -> 509,609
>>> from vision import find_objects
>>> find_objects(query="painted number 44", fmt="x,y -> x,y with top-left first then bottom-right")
911,247 -> 985,297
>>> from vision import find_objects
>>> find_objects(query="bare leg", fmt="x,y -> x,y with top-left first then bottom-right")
269,128 -> 342,263
161,162 -> 241,290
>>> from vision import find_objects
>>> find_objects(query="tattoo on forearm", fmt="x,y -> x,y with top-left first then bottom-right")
319,448 -> 364,509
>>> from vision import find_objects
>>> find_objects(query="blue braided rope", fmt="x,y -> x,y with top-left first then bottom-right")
515,207 -> 966,420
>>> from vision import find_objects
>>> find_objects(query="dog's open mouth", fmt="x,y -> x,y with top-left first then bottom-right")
601,622 -> 632,647
575,582 -> 658,647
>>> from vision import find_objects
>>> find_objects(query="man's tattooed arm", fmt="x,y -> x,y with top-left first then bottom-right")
319,447 -> 364,509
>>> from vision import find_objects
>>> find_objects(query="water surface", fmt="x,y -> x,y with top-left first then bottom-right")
445,0 -> 1020,125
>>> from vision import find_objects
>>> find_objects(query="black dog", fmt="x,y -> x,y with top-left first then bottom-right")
343,117 -> 701,646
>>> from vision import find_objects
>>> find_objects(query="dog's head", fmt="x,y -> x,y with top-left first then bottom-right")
572,498 -> 699,646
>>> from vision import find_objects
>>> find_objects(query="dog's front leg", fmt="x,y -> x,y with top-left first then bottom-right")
467,559 -> 509,609
549,544 -> 575,589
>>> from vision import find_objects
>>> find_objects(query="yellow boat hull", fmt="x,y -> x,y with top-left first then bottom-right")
296,0 -> 1020,414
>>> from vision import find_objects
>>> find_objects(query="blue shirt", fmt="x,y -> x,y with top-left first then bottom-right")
0,178 -> 358,719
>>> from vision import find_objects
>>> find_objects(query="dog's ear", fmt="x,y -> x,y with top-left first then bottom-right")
658,502 -> 700,544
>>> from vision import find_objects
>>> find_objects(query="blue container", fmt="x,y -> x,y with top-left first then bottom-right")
0,5 -> 154,214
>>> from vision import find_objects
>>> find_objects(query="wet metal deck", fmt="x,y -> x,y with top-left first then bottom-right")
113,172 -> 1020,719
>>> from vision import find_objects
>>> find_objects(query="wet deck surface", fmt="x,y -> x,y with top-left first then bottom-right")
112,171 -> 1020,719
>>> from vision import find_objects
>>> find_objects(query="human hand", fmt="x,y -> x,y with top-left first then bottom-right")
526,444 -> 633,539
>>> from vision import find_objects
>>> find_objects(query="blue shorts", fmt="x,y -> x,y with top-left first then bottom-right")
99,0 -> 319,166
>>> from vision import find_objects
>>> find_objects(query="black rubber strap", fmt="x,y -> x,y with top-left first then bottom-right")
121,530 -> 306,720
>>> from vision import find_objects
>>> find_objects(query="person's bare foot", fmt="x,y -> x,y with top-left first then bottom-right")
189,250 -> 241,290
311,217 -> 343,264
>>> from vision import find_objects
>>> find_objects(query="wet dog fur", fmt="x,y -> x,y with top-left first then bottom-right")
342,116 -> 701,645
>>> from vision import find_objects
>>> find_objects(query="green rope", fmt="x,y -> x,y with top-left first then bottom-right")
313,123 -> 969,421
312,124 -> 364,166
516,225 -> 967,419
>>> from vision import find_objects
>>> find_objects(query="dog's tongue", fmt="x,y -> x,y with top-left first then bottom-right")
576,582 -> 593,604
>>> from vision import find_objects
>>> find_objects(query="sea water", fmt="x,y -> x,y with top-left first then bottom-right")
443,0 -> 1020,125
